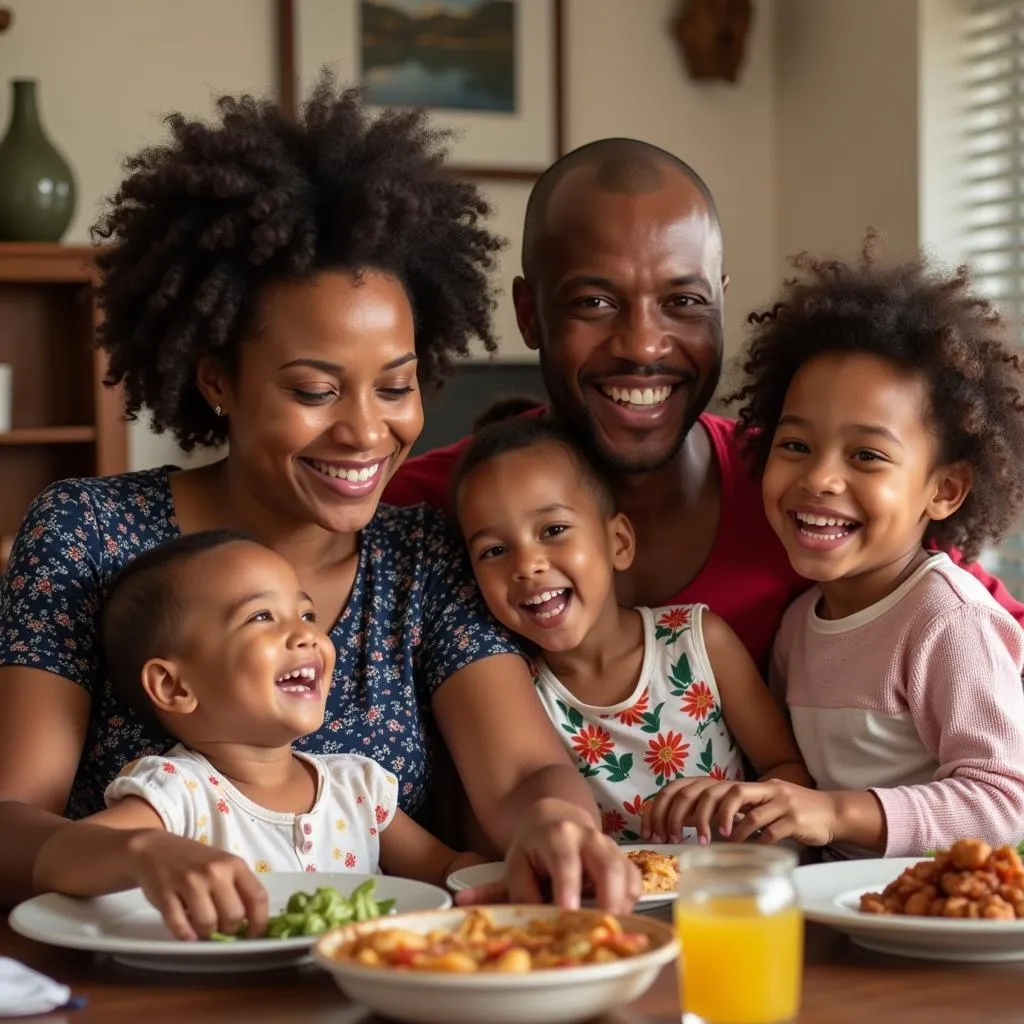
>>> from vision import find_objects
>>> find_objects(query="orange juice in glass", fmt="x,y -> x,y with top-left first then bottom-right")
674,846 -> 803,1024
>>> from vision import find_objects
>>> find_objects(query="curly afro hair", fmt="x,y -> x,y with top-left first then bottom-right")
93,72 -> 504,451
727,233 -> 1024,562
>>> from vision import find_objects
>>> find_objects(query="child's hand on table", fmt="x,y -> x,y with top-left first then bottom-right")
642,777 -> 839,847
124,830 -> 270,941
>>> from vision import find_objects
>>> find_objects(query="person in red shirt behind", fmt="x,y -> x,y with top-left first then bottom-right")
385,138 -> 1024,666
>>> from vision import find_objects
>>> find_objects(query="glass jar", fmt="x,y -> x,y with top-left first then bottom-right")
674,845 -> 803,1024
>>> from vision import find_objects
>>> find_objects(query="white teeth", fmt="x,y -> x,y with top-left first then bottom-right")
796,513 -> 858,528
521,589 -> 570,619
534,599 -> 568,619
276,666 -> 317,686
310,460 -> 382,482
601,385 -> 672,407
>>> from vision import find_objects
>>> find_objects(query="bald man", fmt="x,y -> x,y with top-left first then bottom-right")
385,139 -> 1024,665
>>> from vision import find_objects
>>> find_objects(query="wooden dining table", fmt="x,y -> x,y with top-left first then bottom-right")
1,911 -> 1019,1024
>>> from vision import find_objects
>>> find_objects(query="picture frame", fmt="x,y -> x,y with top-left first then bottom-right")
277,0 -> 564,180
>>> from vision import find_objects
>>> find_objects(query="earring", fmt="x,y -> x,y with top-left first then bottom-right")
213,405 -> 223,417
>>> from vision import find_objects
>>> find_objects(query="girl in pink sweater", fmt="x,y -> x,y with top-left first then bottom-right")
646,237 -> 1024,858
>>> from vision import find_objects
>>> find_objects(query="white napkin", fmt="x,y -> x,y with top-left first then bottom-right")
0,957 -> 72,1018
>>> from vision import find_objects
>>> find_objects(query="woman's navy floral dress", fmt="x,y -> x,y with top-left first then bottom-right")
0,467 -> 519,819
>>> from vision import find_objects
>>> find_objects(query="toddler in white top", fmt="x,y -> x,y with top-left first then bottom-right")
33,531 -> 480,939
452,416 -> 811,846
703,239 -> 1024,858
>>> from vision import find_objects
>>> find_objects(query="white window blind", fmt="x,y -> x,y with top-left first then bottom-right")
966,0 -> 1024,596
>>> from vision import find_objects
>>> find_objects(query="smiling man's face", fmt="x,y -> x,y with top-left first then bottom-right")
514,164 -> 726,475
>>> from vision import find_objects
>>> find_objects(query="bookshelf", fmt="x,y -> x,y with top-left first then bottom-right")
0,243 -> 127,569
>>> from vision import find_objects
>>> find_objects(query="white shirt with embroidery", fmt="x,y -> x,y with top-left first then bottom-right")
534,604 -> 744,843
105,744 -> 398,874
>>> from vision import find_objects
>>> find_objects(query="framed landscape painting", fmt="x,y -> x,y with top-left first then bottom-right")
280,0 -> 564,178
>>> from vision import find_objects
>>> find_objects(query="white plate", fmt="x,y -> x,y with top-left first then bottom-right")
314,904 -> 678,1024
446,844 -> 686,911
8,872 -> 452,973
795,857 -> 1024,962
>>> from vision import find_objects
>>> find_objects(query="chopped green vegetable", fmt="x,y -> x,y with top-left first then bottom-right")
208,879 -> 395,942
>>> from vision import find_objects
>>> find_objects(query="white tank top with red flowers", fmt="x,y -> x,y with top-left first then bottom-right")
533,603 -> 745,843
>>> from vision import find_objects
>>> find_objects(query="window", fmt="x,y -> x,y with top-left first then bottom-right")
965,0 -> 1024,595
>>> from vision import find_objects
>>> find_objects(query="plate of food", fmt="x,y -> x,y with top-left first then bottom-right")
8,873 -> 451,973
794,838 -> 1024,962
446,844 -> 683,910
314,904 -> 678,1024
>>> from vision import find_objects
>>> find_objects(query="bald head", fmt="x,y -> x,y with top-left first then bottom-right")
521,138 -> 720,278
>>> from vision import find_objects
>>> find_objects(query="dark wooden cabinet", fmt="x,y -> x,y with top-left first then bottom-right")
0,243 -> 127,568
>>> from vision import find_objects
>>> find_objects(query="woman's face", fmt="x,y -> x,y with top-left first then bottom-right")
204,270 -> 424,536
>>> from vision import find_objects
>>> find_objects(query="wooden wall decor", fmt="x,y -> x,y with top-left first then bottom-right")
671,0 -> 754,85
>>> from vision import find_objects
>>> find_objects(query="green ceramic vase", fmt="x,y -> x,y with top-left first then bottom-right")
0,78 -> 76,242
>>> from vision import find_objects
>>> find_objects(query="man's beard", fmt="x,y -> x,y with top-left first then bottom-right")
544,363 -> 722,476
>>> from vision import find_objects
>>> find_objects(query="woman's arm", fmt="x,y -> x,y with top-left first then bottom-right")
433,655 -> 639,911
433,654 -> 600,847
0,666 -> 91,906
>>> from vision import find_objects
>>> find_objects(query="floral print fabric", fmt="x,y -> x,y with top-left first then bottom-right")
533,604 -> 744,842
105,745 -> 397,874
0,467 -> 520,819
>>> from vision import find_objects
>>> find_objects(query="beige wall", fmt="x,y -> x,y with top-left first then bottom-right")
775,0 -> 969,271
775,0 -> 921,268
0,0 -> 780,470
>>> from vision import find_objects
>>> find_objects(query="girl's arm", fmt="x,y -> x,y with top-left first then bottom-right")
33,796 -> 170,895
701,611 -> 811,785
33,795 -> 270,941
860,605 -> 1024,856
684,604 -> 1024,854
378,809 -> 486,887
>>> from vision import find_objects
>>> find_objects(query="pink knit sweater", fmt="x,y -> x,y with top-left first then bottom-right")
773,554 -> 1024,856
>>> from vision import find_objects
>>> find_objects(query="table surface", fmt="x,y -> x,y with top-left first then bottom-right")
2,912 -> 1020,1024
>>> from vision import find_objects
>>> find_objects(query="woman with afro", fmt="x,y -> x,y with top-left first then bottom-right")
661,236 -> 1024,861
0,76 -> 638,917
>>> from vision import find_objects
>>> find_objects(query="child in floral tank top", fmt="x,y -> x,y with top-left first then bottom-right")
454,418 -> 811,845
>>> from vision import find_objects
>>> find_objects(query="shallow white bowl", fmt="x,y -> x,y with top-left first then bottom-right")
795,858 -> 1024,962
313,904 -> 678,1024
446,843 -> 688,911
9,872 -> 451,974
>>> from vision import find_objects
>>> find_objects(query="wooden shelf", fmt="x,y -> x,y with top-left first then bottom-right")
0,243 -> 128,538
0,426 -> 98,446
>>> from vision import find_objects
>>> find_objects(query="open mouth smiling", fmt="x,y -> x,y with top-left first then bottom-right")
274,664 -> 321,697
599,385 -> 674,410
789,511 -> 863,549
303,458 -> 384,483
519,588 -> 573,621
